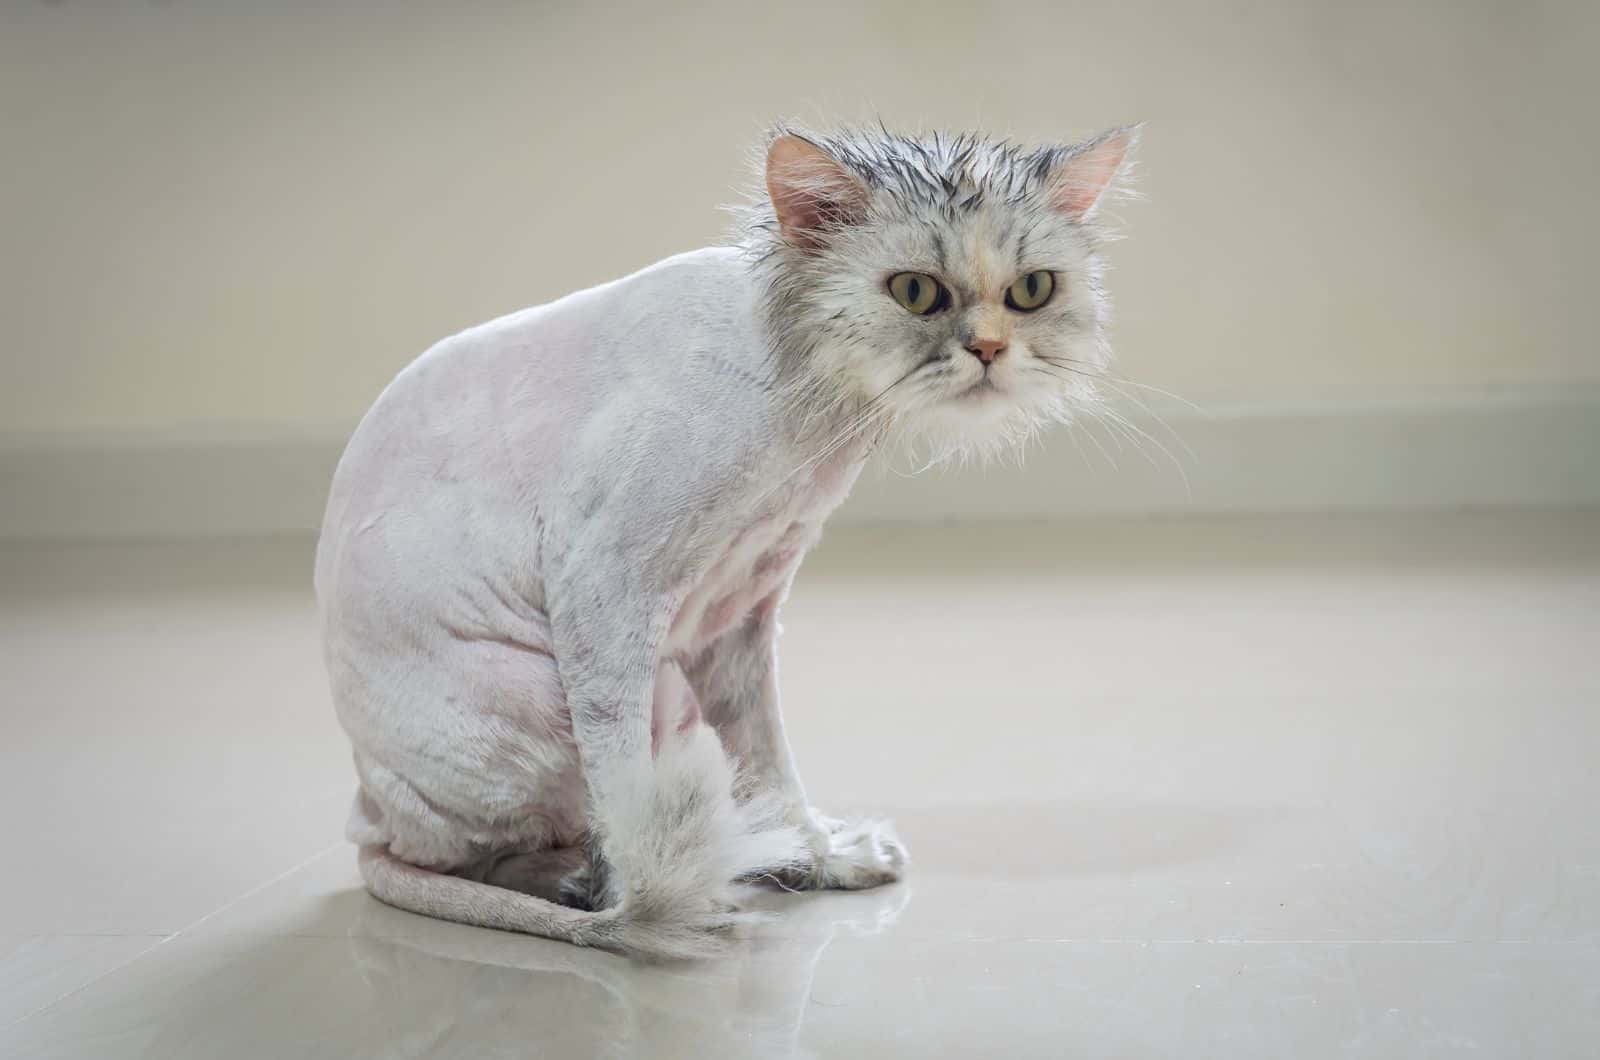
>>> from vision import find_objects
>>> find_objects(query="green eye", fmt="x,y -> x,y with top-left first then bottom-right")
1005,271 -> 1055,312
888,272 -> 946,315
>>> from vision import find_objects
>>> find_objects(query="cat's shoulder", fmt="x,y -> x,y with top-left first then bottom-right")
440,246 -> 750,352
613,245 -> 751,305
635,245 -> 747,282
581,246 -> 760,338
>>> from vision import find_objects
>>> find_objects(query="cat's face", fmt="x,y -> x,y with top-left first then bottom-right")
757,126 -> 1137,458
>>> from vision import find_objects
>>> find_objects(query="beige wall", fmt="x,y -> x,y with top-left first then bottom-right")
2,1 -> 1595,436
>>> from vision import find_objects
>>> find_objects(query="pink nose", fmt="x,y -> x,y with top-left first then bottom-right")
965,337 -> 1006,364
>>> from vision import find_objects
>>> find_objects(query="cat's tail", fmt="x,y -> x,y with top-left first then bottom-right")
357,724 -> 805,961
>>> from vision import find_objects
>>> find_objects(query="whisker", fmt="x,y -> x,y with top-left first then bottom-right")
1040,357 -> 1208,415
1089,401 -> 1193,497
1035,357 -> 1199,465
1095,379 -> 1198,465
1088,406 -> 1147,462
1063,370 -> 1199,466
1075,413 -> 1120,470
1028,358 -> 1193,493
757,361 -> 933,507
1065,420 -> 1097,479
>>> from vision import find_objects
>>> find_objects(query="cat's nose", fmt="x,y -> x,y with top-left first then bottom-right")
964,337 -> 1007,365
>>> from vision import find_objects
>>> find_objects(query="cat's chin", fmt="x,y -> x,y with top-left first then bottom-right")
930,386 -> 1016,429
953,378 -> 1007,404
887,388 -> 1067,468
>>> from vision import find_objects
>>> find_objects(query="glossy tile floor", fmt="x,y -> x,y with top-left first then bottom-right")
2,513 -> 1597,1058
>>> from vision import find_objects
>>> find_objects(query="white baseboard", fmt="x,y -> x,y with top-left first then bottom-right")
839,387 -> 1600,524
2,388 -> 1596,540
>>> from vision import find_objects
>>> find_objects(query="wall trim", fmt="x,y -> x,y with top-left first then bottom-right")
3,389 -> 1596,540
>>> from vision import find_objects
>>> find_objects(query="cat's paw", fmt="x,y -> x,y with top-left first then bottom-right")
776,810 -> 907,891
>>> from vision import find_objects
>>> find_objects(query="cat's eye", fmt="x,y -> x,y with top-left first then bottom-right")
887,272 -> 947,315
1005,271 -> 1055,312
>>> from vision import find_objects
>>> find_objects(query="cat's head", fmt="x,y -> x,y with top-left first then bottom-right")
748,123 -> 1139,460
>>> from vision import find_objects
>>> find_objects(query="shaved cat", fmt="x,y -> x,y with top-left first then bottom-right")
315,123 -> 1140,959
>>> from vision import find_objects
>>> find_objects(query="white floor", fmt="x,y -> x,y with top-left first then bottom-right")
1,513 -> 1596,1058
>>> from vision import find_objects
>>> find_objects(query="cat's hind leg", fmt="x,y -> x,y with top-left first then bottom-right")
475,846 -> 593,909
356,713 -> 801,959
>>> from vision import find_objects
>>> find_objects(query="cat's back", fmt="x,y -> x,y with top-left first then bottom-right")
315,246 -> 769,599
345,245 -> 757,454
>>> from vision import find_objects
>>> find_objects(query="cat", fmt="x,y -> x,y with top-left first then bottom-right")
314,122 -> 1140,960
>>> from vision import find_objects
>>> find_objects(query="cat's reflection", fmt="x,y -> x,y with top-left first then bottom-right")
342,885 -> 910,1058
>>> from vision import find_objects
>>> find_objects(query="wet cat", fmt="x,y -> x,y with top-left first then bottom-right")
315,122 -> 1139,959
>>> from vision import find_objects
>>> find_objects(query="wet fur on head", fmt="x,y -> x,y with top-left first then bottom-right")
735,122 -> 1141,466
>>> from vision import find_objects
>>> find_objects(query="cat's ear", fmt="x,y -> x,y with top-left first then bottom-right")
766,133 -> 869,250
1045,125 -> 1141,221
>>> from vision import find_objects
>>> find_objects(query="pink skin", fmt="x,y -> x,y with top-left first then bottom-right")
653,446 -> 862,755
650,663 -> 701,756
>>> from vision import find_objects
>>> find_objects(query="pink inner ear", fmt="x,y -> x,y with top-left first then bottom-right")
1050,131 -> 1134,220
766,135 -> 867,249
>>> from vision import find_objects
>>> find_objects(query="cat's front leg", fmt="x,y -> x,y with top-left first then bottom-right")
690,602 -> 907,891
